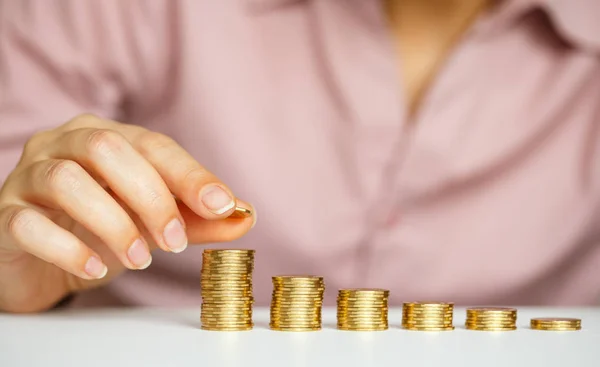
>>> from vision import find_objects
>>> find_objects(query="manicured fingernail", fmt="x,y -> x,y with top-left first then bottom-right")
163,218 -> 187,253
201,185 -> 235,214
84,256 -> 108,279
127,239 -> 152,269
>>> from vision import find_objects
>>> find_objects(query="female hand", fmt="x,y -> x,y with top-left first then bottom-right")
0,114 -> 254,313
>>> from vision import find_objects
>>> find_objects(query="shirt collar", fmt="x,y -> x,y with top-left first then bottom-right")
246,0 -> 600,53
495,0 -> 600,53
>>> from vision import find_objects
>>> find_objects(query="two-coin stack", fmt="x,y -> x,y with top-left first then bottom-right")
270,276 -> 325,331
402,302 -> 454,331
466,307 -> 517,331
337,289 -> 389,331
530,318 -> 581,331
200,249 -> 255,331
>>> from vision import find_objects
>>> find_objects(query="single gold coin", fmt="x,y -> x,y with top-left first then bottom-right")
228,206 -> 253,218
403,326 -> 455,331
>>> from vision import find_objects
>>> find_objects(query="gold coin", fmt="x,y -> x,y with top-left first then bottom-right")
404,301 -> 454,306
202,297 -> 254,303
403,317 -> 453,322
201,320 -> 253,325
339,319 -> 388,324
339,312 -> 388,317
339,324 -> 388,329
272,300 -> 324,304
338,300 -> 388,304
338,289 -> 389,296
467,307 -> 516,312
202,288 -> 253,294
201,307 -> 253,312
269,326 -> 321,332
466,313 -> 516,318
271,311 -> 322,317
530,317 -> 580,323
272,320 -> 321,326
404,310 -> 452,314
202,263 -> 253,268
201,316 -> 252,321
228,206 -> 253,218
270,321 -> 321,326
403,310 -> 453,316
466,326 -> 517,331
342,319 -> 389,323
271,315 -> 321,321
201,326 -> 253,331
403,326 -> 455,331
201,273 -> 253,279
272,295 -> 324,299
272,300 -> 324,306
204,248 -> 255,254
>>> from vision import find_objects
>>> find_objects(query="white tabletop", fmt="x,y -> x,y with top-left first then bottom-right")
1,307 -> 598,367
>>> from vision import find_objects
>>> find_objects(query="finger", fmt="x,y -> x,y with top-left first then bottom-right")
0,204 -> 108,279
20,159 -> 152,270
131,131 -> 237,219
48,128 -> 188,253
179,200 -> 256,244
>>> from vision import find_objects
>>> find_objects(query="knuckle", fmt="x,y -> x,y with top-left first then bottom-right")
67,113 -> 101,128
145,189 -> 165,209
22,131 -> 50,157
85,129 -> 126,158
136,131 -> 175,155
3,206 -> 37,238
42,160 -> 82,193
182,166 -> 209,191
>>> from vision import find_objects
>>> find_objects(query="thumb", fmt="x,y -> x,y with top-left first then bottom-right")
178,200 -> 255,245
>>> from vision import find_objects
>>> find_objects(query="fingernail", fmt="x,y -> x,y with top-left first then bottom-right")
163,218 -> 188,253
84,256 -> 108,279
200,185 -> 235,214
127,238 -> 152,269
251,206 -> 257,229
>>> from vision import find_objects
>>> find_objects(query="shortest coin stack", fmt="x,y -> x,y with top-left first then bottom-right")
337,289 -> 389,331
466,307 -> 517,331
270,276 -> 325,331
200,249 -> 255,331
530,318 -> 581,331
402,302 -> 454,331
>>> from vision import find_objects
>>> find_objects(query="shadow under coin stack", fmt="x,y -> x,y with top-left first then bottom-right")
530,318 -> 581,331
402,302 -> 455,331
465,307 -> 517,331
200,249 -> 255,331
337,289 -> 389,331
270,276 -> 325,331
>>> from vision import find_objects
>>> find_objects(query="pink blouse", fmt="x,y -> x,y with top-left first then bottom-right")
1,0 -> 599,307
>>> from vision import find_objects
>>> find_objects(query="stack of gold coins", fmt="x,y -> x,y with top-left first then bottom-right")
402,301 -> 455,331
200,249 -> 255,331
270,276 -> 325,331
530,318 -> 581,331
465,307 -> 517,331
337,289 -> 389,331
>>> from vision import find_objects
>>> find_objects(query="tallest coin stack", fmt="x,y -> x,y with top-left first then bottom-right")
200,249 -> 255,331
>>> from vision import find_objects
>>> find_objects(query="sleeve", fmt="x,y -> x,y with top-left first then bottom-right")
0,0 -> 174,182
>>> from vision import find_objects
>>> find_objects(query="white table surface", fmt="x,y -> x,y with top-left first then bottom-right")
1,307 -> 598,367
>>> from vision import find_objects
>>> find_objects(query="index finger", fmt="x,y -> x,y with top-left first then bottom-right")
131,132 -> 238,219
